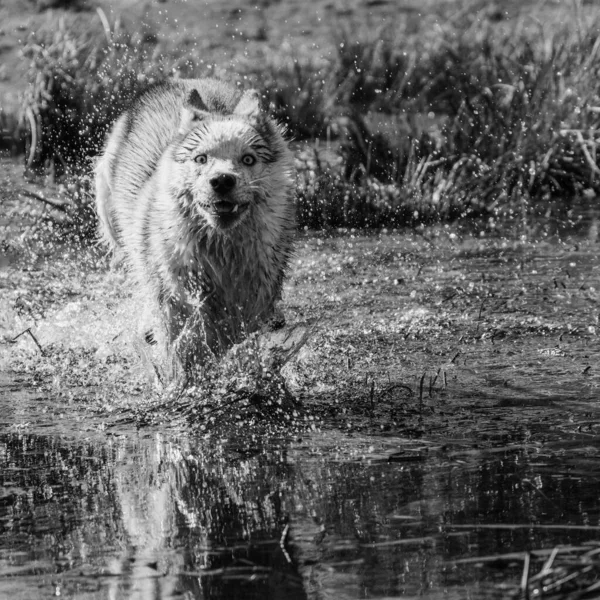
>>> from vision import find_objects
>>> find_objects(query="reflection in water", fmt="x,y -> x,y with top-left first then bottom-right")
111,436 -> 305,600
2,429 -> 600,599
0,433 -> 306,600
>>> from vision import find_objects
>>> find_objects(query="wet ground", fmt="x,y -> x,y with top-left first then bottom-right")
2,164 -> 600,598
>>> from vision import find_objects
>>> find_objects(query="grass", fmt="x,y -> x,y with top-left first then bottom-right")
242,50 -> 333,140
457,542 -> 600,599
20,10 -> 168,172
9,0 -> 600,232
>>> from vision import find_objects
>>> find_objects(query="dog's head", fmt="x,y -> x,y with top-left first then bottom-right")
169,88 -> 289,232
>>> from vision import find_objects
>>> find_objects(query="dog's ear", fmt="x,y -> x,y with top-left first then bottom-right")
179,89 -> 210,133
233,89 -> 262,124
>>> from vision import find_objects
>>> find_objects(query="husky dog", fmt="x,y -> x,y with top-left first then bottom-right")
95,79 -> 296,378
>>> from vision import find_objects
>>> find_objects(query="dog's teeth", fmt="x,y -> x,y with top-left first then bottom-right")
232,204 -> 238,213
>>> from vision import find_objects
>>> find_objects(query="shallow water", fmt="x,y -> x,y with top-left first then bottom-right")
3,198 -> 600,598
3,404 -> 600,600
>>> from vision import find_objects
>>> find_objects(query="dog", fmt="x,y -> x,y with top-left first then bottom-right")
95,79 -> 296,379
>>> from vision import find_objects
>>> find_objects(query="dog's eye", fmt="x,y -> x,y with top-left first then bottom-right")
241,154 -> 256,166
194,154 -> 208,165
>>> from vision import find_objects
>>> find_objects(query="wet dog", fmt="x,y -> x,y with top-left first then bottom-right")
95,79 -> 295,379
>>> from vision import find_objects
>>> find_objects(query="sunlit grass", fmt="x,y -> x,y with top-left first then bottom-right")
20,11 -> 169,172
12,0 -> 600,232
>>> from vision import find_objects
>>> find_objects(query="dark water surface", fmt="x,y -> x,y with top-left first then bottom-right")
3,208 -> 600,599
3,391 -> 600,599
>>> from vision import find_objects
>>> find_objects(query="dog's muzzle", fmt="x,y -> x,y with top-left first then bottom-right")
204,199 -> 250,228
213,200 -> 246,215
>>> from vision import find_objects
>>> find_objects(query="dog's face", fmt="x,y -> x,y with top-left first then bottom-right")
170,90 -> 275,231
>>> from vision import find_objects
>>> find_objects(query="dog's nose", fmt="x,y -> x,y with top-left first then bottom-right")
210,173 -> 237,193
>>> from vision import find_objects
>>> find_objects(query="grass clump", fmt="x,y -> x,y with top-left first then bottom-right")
16,1 -> 600,231
296,5 -> 600,228
331,26 -> 420,113
420,15 -> 600,203
296,150 -> 423,229
242,50 -> 333,140
20,11 -> 168,174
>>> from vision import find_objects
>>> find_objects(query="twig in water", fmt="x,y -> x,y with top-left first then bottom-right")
541,565 -> 594,593
360,536 -> 435,548
10,327 -> 45,356
198,391 -> 251,419
110,330 -> 125,342
521,478 -> 557,507
452,547 -> 589,565
520,551 -> 530,599
280,523 -> 292,564
429,366 -> 443,397
152,363 -> 164,388
538,546 -> 560,577
20,189 -> 70,212
451,523 -> 600,531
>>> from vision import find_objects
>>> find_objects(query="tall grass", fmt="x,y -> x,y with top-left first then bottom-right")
295,5 -> 600,228
241,50 -> 333,139
20,11 -> 168,173
422,16 -> 600,200
16,2 -> 600,231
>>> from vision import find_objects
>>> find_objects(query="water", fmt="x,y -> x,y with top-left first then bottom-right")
3,194 -> 600,598
3,388 -> 600,599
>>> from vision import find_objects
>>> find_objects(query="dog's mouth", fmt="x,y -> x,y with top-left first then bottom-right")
213,201 -> 247,215
202,201 -> 250,227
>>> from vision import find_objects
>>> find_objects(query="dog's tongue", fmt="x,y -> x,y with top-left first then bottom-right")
214,201 -> 237,214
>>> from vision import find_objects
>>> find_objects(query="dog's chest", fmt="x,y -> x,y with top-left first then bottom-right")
174,235 -> 277,316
